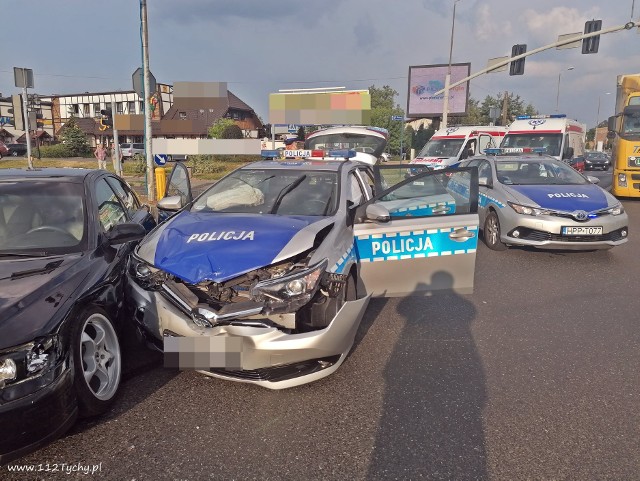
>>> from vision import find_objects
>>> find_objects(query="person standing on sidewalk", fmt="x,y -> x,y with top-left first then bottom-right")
94,144 -> 107,170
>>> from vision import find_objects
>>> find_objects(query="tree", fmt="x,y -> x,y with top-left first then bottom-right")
368,85 -> 405,154
457,93 -> 539,126
208,118 -> 236,138
296,125 -> 306,141
221,124 -> 244,139
59,116 -> 89,156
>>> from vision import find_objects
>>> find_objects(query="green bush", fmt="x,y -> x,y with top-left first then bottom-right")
122,154 -> 147,174
188,155 -> 226,174
38,144 -> 72,158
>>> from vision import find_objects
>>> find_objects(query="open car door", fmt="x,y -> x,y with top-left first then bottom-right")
353,164 -> 479,297
158,162 -> 193,222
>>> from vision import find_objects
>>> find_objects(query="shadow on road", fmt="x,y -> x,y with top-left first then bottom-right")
367,272 -> 488,481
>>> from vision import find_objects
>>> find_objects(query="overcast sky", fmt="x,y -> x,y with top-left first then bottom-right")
2,0 -> 638,128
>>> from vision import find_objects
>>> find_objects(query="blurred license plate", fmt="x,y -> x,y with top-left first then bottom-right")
562,226 -> 602,235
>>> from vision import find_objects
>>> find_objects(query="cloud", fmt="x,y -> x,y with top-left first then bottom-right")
474,4 -> 512,41
523,6 -> 601,42
153,0 -> 346,25
353,14 -> 379,53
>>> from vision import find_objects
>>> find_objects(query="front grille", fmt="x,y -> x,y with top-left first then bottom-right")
512,227 -> 627,243
208,355 -> 341,383
631,174 -> 640,181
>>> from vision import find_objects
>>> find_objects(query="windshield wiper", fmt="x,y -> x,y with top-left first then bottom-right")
270,175 -> 307,214
0,251 -> 54,258
6,260 -> 64,281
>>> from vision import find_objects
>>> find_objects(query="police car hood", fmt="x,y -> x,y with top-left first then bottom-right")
137,211 -> 332,284
505,184 -> 612,211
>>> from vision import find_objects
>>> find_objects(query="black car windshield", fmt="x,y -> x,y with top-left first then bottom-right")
191,169 -> 339,216
501,134 -> 563,157
585,152 -> 607,159
495,159 -> 589,186
0,181 -> 87,255
418,138 -> 464,158
305,133 -> 386,157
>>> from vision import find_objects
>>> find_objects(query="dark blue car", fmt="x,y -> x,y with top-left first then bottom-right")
0,169 -> 156,464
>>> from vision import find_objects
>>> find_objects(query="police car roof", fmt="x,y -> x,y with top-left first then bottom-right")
245,160 -> 349,171
490,153 -> 557,161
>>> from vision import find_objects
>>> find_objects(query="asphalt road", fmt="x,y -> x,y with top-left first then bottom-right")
4,170 -> 639,481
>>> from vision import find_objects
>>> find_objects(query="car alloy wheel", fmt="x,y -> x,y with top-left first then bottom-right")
484,211 -> 507,251
72,308 -> 121,416
11,151 -> 18,157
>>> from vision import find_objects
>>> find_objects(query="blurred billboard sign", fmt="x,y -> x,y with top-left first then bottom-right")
269,90 -> 371,125
406,63 -> 470,118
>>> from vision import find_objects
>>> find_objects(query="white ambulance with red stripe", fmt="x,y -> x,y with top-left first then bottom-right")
500,115 -> 586,162
410,125 -> 506,170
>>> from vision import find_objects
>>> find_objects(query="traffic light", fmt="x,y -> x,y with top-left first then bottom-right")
509,44 -> 527,76
10,94 -> 24,131
99,109 -> 112,130
582,19 -> 602,54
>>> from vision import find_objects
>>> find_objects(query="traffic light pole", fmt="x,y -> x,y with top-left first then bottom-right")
21,85 -> 33,169
141,0 -> 156,201
432,20 -> 638,98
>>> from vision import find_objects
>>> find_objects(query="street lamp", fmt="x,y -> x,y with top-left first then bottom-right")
442,0 -> 462,128
555,66 -> 575,113
595,92 -> 611,150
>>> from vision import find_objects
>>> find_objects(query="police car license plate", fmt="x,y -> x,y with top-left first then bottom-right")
562,226 -> 603,235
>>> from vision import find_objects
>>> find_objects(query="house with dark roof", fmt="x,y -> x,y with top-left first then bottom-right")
50,85 -> 263,147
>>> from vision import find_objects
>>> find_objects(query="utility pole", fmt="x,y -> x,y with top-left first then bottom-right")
501,91 -> 509,126
141,0 -> 155,200
110,95 -> 123,177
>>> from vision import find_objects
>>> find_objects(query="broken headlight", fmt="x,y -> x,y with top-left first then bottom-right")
250,259 -> 328,313
0,336 -> 60,389
129,254 -> 165,290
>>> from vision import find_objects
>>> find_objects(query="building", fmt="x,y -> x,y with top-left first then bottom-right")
0,95 -> 55,145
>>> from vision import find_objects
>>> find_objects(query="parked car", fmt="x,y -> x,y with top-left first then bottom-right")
457,150 -> 628,251
6,143 -> 28,157
120,143 -> 145,159
0,141 -> 9,159
584,151 -> 610,171
0,169 -> 156,464
127,158 -> 480,390
567,155 -> 585,173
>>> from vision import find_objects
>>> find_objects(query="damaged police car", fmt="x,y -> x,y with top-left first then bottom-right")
127,156 -> 479,389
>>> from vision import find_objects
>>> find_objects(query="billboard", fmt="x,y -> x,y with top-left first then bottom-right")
269,90 -> 371,125
406,63 -> 471,118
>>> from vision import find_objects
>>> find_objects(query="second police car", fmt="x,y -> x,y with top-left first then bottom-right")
126,150 -> 480,389
456,148 -> 628,251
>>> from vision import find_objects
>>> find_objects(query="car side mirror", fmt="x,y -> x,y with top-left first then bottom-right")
606,131 -> 616,140
478,176 -> 492,188
366,204 -> 391,223
157,195 -> 183,211
586,175 -> 600,184
607,115 -> 616,133
106,222 -> 147,245
562,147 -> 574,160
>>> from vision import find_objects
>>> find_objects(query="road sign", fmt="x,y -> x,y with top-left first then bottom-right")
391,115 -> 403,121
287,124 -> 298,133
154,154 -> 167,166
14,67 -> 34,89
132,67 -> 157,98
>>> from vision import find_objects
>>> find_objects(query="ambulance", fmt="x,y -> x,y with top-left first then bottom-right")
500,115 -> 586,162
410,125 -> 507,170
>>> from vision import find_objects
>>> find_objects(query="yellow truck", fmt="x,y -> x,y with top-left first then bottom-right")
608,74 -> 640,197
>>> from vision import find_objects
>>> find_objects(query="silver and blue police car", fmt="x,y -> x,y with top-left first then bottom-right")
457,148 -> 628,251
127,155 -> 480,389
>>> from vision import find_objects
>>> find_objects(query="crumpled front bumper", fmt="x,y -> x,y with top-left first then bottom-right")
126,275 -> 370,389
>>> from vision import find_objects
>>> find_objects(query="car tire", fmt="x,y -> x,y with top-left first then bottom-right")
484,211 -> 508,251
71,307 -> 122,418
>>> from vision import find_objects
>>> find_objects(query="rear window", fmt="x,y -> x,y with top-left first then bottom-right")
133,143 -> 144,149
